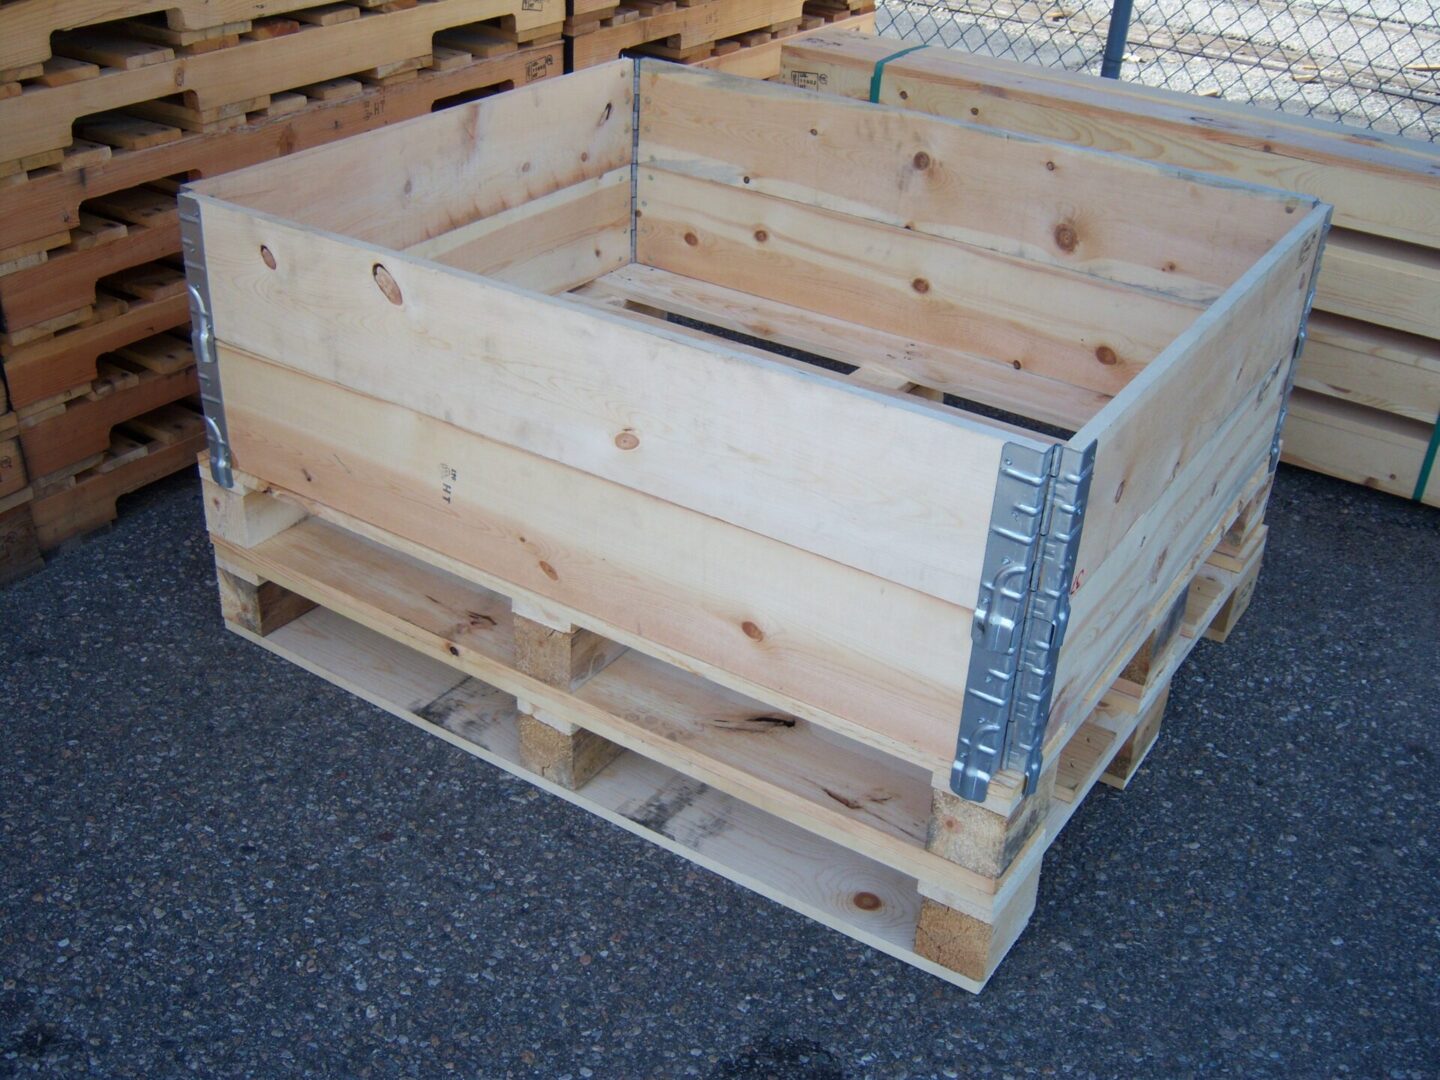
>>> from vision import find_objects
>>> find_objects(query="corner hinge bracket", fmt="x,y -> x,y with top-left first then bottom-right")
951,439 -> 1096,803
178,191 -> 234,489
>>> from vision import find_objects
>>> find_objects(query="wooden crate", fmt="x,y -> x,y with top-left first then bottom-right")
779,34 -> 1440,508
182,61 -> 1326,987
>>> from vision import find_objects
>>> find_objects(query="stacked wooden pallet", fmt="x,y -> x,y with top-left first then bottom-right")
778,34 -> 1440,507
562,0 -> 868,70
0,0 -> 567,580
184,62 -> 1324,986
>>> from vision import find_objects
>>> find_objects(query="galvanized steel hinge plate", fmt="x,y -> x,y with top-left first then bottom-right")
951,439 -> 1096,803
1270,208 -> 1333,473
178,192 -> 235,488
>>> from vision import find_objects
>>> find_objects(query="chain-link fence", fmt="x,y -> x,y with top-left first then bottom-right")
877,0 -> 1440,140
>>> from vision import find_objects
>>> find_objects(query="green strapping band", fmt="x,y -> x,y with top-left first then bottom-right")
869,44 -> 929,103
1414,412 -> 1440,503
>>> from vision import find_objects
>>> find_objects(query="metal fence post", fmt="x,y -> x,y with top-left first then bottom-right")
1099,0 -> 1135,78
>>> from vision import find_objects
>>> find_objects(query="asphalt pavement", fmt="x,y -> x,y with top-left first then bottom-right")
2,463 -> 1437,1078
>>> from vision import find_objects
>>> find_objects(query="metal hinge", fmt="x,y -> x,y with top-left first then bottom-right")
951,439 -> 1096,802
1270,208 -> 1333,473
178,192 -> 235,488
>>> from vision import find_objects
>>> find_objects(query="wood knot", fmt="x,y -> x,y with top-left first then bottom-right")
753,229 -> 768,243
373,264 -> 402,305
538,560 -> 559,581
1113,478 -> 1126,503
853,892 -> 882,911
259,245 -> 276,270
1094,345 -> 1118,366
741,621 -> 764,641
898,89 -> 909,100
911,277 -> 930,294
970,106 -> 979,116
683,231 -> 699,247
614,430 -> 639,450
1045,160 -> 1056,171
912,151 -> 931,170
1054,222 -> 1079,253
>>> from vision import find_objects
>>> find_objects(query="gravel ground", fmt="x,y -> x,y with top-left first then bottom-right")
1,464 -> 1437,1079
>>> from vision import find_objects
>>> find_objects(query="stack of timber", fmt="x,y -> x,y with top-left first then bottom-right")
778,33 -> 1440,507
0,0 -> 566,582
184,63 -> 1325,987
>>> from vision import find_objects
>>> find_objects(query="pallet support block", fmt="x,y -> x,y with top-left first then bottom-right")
926,769 -> 1053,880
1100,684 -> 1170,789
512,602 -> 627,789
215,560 -> 316,636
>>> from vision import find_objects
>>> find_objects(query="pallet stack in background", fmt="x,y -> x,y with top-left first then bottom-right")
777,35 -> 1440,509
0,0 -> 868,585
564,0 -> 873,72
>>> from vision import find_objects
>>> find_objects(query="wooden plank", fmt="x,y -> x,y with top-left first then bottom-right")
575,264 -> 1110,430
1313,230 -> 1440,340
195,196 -> 1015,606
196,63 -> 632,250
216,347 -> 977,768
406,166 -> 631,294
0,0 -> 561,163
1068,209 -> 1326,582
1051,403 -> 1280,748
636,166 -> 1200,396
236,606 -> 980,989
778,34 -> 1440,249
1282,390 -> 1439,507
1298,313 -> 1440,425
639,62 -> 1302,302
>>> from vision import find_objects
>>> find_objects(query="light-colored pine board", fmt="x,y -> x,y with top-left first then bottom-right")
576,263 -> 1109,432
195,192 -> 1014,607
1282,389 -> 1439,507
639,63 -> 1299,303
636,167 -> 1201,397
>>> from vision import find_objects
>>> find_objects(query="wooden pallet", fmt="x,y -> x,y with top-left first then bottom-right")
778,33 -> 1440,507
24,399 -> 207,549
176,59 -> 1321,983
1,279 -> 190,409
0,41 -> 559,259
0,213 -> 179,335
0,0 -> 563,167
692,9 -> 870,77
202,452 -> 1266,987
17,332 -> 198,480
566,0 -> 804,69
0,0 -> 373,71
